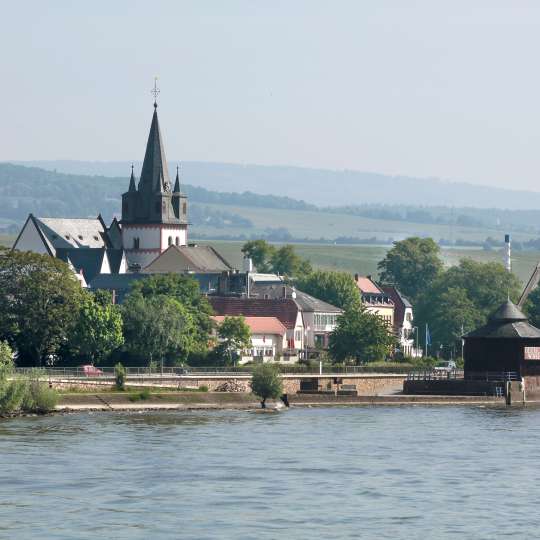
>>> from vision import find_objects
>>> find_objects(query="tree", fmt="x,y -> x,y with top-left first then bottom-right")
415,258 -> 522,352
114,362 -> 126,390
241,240 -> 275,273
128,274 -> 213,352
425,287 -> 483,347
0,340 -> 26,414
217,316 -> 252,366
329,307 -> 395,364
296,270 -> 360,310
524,287 -> 540,328
121,295 -> 196,367
66,291 -> 124,365
0,249 -> 84,366
270,244 -> 307,277
377,237 -> 443,303
250,363 -> 283,408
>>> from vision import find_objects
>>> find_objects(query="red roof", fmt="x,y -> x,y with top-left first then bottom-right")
354,276 -> 382,294
213,316 -> 286,336
209,297 -> 299,329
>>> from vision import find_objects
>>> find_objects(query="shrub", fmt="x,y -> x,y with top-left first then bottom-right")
129,388 -> 151,402
198,385 -> 208,392
23,382 -> 58,413
115,362 -> 126,390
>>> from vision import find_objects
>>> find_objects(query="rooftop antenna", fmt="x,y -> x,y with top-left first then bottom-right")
151,76 -> 160,108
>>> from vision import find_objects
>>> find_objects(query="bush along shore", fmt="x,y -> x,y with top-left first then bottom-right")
0,341 -> 58,417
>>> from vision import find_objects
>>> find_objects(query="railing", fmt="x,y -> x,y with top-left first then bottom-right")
14,364 -> 415,378
407,369 -> 519,382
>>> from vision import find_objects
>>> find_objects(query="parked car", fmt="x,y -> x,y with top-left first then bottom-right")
434,360 -> 457,372
81,364 -> 104,377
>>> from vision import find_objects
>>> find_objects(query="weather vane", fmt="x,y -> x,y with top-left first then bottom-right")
151,77 -> 160,107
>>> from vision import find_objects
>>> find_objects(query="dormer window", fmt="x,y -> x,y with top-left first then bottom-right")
65,234 -> 70,240
78,235 -> 83,240
93,235 -> 99,241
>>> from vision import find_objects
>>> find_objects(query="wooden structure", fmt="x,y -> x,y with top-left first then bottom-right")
464,300 -> 540,378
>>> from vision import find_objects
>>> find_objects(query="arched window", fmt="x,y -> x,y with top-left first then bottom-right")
175,236 -> 180,246
182,202 -> 187,214
168,236 -> 173,246
133,237 -> 140,249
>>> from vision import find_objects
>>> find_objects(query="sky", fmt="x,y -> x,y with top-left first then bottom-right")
2,0 -> 540,191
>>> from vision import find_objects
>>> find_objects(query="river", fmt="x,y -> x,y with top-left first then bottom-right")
1,406 -> 539,539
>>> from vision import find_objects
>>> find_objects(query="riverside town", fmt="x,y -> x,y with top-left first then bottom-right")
3,3 -> 540,538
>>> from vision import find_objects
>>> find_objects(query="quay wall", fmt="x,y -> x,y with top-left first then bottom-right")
49,373 -> 407,396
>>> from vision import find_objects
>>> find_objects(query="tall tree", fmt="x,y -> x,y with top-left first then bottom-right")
121,295 -> 196,367
241,240 -> 275,273
128,274 -> 213,351
217,316 -> 252,365
66,291 -> 124,365
250,363 -> 283,409
270,244 -> 305,277
296,270 -> 360,310
329,307 -> 395,364
0,248 -> 84,366
377,237 -> 443,303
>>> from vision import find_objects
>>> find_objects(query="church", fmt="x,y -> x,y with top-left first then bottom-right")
13,97 -> 236,291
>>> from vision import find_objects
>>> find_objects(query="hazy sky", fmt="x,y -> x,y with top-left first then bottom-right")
2,1 -> 540,191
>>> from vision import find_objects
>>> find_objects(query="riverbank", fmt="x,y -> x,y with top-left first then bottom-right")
55,391 -> 505,412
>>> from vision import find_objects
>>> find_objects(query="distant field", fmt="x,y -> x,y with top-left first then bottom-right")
0,235 -> 14,247
198,239 -> 540,285
191,203 -> 539,243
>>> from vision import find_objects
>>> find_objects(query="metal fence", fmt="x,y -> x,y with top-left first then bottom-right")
14,364 -> 414,379
407,369 -> 519,382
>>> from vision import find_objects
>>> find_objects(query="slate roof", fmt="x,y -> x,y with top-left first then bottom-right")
143,245 -> 233,273
465,300 -> 540,339
56,248 -> 105,283
250,283 -> 342,313
212,316 -> 287,336
209,297 -> 300,329
33,216 -> 108,250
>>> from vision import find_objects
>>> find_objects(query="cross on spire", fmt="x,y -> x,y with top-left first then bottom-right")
151,77 -> 160,108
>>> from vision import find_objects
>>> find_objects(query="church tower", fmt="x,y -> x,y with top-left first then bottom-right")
121,96 -> 188,268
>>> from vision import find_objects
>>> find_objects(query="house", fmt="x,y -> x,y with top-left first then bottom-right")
354,274 -> 395,328
381,285 -> 420,357
209,297 -> 305,362
212,316 -> 289,364
249,282 -> 342,349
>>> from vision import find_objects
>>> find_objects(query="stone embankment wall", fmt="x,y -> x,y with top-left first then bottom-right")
49,373 -> 406,396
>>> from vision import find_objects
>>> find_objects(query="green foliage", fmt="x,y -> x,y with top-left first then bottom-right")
128,274 -> 213,354
329,307 -> 396,364
242,240 -> 275,273
250,363 -> 283,408
217,316 -> 252,366
377,237 -> 443,303
270,245 -> 305,277
114,362 -> 126,390
66,291 -> 124,364
524,287 -> 540,328
296,270 -> 360,310
121,296 -> 196,366
198,385 -> 209,392
22,375 -> 58,413
0,249 -> 85,366
129,388 -> 151,402
416,258 -> 522,350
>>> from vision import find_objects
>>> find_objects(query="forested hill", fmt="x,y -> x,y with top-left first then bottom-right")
0,163 -> 313,229
14,159 -> 540,210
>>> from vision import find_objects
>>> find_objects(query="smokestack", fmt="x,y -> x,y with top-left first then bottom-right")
505,234 -> 511,273
243,256 -> 253,273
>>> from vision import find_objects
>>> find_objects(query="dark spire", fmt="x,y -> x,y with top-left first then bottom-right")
173,164 -> 181,193
138,106 -> 170,193
128,164 -> 136,192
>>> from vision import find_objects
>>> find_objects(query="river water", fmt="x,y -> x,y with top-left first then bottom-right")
1,406 -> 539,539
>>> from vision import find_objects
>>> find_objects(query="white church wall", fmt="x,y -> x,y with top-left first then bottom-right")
160,226 -> 187,248
122,226 -> 161,250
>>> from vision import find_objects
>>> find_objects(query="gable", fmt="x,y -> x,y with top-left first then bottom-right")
13,215 -> 53,255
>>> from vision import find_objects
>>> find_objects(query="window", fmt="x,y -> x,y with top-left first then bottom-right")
295,330 -> 302,342
168,236 -> 173,246
78,235 -> 83,240
175,236 -> 180,246
182,202 -> 187,214
133,238 -> 140,249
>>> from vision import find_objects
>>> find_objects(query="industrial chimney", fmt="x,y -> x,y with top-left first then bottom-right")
505,234 -> 511,273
